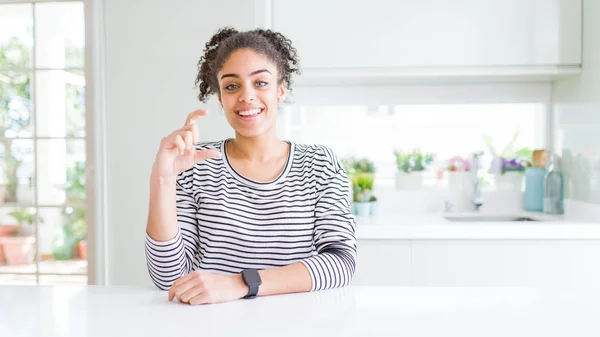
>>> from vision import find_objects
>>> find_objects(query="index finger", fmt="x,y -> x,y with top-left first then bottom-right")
184,109 -> 208,127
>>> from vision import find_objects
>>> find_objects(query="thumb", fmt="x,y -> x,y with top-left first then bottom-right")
194,149 -> 222,162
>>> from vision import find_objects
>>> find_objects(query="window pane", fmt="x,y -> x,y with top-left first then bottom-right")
0,206 -> 38,268
0,139 -> 34,205
38,206 -> 87,274
35,2 -> 85,68
36,70 -> 86,137
0,4 -> 33,69
286,103 -> 544,188
1,71 -> 33,138
37,139 -> 85,205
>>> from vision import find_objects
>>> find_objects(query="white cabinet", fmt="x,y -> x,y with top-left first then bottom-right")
411,240 -> 600,286
273,0 -> 581,70
351,240 -> 411,286
355,239 -> 600,287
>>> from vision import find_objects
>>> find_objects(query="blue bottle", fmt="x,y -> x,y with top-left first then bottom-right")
524,167 -> 546,212
543,154 -> 564,214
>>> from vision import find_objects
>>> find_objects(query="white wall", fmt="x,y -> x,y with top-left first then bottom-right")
103,0 -> 255,285
553,0 -> 600,102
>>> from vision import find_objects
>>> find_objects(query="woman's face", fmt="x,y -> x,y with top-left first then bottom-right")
217,48 -> 285,139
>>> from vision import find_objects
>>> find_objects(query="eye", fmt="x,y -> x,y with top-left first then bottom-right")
255,81 -> 268,87
224,84 -> 239,91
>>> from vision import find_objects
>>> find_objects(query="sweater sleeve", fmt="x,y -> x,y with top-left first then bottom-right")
300,153 -> 357,291
144,173 -> 201,290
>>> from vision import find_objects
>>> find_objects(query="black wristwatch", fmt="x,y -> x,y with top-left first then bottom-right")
240,269 -> 261,299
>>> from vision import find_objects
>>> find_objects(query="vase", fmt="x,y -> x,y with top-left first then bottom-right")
354,202 -> 371,216
369,201 -> 378,216
447,171 -> 472,191
395,172 -> 423,190
495,172 -> 523,192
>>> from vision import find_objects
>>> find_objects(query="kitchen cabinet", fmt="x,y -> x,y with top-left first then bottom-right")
355,239 -> 600,287
272,0 -> 581,78
351,240 -> 411,286
411,240 -> 600,286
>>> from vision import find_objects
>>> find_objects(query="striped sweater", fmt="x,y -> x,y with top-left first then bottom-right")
145,139 -> 357,291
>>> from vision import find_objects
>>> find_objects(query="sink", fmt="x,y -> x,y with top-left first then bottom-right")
443,214 -> 539,222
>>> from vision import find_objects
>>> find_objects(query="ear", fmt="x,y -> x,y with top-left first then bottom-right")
277,82 -> 287,103
217,94 -> 222,107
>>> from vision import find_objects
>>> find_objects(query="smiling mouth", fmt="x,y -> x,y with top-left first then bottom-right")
236,108 -> 264,118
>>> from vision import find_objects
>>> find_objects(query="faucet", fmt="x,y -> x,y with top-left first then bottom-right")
471,151 -> 484,211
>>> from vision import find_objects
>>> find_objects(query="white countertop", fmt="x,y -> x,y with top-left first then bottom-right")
1,285 -> 600,337
355,212 -> 600,240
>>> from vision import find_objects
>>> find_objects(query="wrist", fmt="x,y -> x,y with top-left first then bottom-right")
231,274 -> 249,299
150,169 -> 178,184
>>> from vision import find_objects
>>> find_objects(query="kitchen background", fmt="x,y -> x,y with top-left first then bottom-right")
0,0 -> 599,287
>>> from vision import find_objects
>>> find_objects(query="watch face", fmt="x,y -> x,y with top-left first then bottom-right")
243,269 -> 261,285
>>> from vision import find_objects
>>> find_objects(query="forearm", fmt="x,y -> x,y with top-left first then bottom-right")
146,172 -> 179,241
250,263 -> 313,297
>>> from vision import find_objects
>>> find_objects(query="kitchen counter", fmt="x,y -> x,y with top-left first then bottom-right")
1,285 -> 600,336
355,212 -> 600,240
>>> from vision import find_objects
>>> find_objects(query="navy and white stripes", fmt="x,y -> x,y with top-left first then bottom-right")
145,139 -> 357,291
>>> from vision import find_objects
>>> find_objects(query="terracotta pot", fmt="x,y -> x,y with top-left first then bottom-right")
2,236 -> 35,265
77,240 -> 87,260
0,225 -> 19,264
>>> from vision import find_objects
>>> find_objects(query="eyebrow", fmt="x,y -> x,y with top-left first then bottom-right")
220,69 -> 271,80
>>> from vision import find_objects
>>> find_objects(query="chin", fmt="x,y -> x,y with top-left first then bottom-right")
235,127 -> 269,138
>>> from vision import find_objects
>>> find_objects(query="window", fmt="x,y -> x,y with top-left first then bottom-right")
280,84 -> 549,195
284,103 -> 545,188
0,1 -> 87,285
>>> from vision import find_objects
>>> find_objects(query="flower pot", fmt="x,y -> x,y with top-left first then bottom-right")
447,171 -> 472,191
1,236 -> 35,265
76,240 -> 87,260
395,172 -> 423,190
354,202 -> 371,216
369,201 -> 378,216
0,225 -> 18,265
495,172 -> 523,192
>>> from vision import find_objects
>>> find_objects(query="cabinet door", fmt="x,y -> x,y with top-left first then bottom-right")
352,240 -> 411,286
273,0 -> 581,69
411,240 -> 600,286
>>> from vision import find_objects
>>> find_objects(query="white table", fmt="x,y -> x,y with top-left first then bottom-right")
1,285 -> 599,336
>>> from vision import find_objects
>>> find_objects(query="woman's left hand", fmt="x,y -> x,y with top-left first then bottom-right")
168,271 -> 249,305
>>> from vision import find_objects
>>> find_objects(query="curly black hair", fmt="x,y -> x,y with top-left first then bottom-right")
195,27 -> 301,103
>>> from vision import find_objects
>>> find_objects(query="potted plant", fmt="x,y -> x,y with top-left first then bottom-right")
393,148 -> 434,190
0,208 -> 42,265
494,157 -> 531,192
446,155 -> 472,190
61,161 -> 87,259
483,131 -> 532,192
352,172 -> 374,216
368,195 -> 378,216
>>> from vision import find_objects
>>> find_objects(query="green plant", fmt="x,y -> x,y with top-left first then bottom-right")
1,38 -> 32,203
63,161 -> 86,242
393,148 -> 435,173
351,172 -> 374,202
342,157 -> 376,176
482,130 -> 533,160
353,158 -> 375,174
8,207 -> 43,236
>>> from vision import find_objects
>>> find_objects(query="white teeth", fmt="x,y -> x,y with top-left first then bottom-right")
238,108 -> 262,116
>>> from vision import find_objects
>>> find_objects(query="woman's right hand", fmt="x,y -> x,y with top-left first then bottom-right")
151,109 -> 222,179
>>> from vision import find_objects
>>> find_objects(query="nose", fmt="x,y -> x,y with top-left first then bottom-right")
238,85 -> 257,103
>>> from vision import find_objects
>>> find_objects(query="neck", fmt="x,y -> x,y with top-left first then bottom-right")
229,131 -> 285,163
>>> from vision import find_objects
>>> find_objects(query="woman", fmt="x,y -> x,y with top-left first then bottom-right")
145,27 -> 356,305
